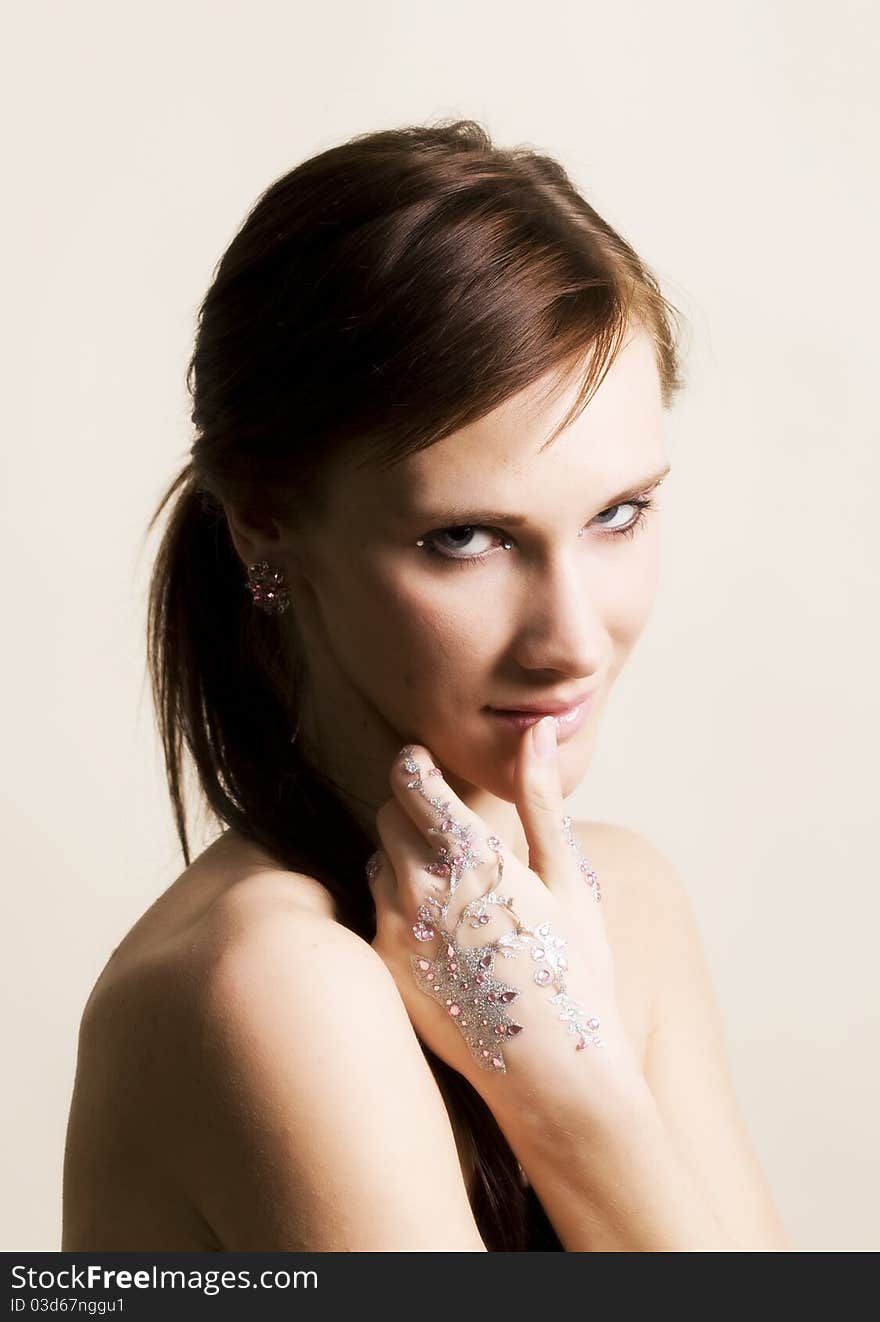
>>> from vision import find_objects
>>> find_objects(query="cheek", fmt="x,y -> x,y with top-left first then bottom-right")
390,590 -> 495,698
603,534 -> 662,647
325,567 -> 493,695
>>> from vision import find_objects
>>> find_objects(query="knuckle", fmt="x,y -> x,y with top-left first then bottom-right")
393,743 -> 424,779
526,784 -> 560,816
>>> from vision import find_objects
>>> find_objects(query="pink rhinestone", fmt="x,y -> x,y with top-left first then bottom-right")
478,914 -> 490,925
587,1017 -> 600,1029
440,818 -> 454,832
417,959 -> 432,971
575,1037 -> 587,1051
449,1004 -> 461,1016
534,969 -> 551,985
491,1058 -> 504,1069
412,920 -> 435,941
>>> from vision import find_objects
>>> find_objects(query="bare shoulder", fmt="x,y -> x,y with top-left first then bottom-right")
567,817 -> 718,1029
565,818 -> 684,1067
569,819 -> 728,1080
119,862 -> 485,1251
570,818 -> 683,905
570,827 -> 790,1249
569,818 -> 696,954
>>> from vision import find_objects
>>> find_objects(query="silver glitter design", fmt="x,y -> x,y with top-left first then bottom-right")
562,814 -> 602,903
398,746 -> 605,1071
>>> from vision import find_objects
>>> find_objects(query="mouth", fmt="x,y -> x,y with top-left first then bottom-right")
486,696 -> 593,742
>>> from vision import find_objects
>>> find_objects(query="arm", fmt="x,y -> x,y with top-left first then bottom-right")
635,828 -> 791,1250
490,828 -> 790,1252
492,1072 -> 741,1251
176,902 -> 487,1251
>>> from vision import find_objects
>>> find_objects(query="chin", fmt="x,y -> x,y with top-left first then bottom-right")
441,734 -> 594,806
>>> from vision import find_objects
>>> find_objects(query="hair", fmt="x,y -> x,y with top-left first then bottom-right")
145,118 -> 686,1251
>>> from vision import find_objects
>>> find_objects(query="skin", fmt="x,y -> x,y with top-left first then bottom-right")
227,323 -> 670,864
63,322 -> 791,1249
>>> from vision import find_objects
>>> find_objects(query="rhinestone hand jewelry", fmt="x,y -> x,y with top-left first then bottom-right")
562,814 -> 602,902
396,747 -> 604,1072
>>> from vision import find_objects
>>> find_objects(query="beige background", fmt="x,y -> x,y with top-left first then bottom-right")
2,0 -> 877,1252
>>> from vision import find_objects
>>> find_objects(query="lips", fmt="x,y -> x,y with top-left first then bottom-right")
489,692 -> 595,715
487,695 -> 593,742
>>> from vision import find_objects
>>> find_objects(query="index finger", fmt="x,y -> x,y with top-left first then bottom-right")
390,744 -> 502,894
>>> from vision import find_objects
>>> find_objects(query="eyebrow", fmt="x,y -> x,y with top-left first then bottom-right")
393,462 -> 672,527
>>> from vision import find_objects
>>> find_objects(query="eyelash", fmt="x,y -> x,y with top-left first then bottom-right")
418,495 -> 658,567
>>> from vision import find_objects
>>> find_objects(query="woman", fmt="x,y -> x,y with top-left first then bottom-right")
62,120 -> 789,1252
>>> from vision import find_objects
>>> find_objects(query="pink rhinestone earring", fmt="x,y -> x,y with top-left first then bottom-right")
246,560 -> 290,615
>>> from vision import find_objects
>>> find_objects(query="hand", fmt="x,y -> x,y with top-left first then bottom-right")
367,720 -> 644,1125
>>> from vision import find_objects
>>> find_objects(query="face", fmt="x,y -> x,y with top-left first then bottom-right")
282,326 -> 669,807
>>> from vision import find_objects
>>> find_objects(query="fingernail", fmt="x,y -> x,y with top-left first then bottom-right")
532,715 -> 557,759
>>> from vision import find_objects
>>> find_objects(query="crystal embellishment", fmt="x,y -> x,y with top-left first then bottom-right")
397,746 -> 605,1069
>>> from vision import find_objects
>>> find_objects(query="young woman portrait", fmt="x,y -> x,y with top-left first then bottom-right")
61,119 -> 791,1253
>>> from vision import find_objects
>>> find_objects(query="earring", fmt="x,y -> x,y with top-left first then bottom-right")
246,560 -> 290,615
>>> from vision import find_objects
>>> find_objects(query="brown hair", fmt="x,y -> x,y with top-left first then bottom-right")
145,118 -> 686,1250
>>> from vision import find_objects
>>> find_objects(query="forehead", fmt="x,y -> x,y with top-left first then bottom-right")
343,327 -> 664,516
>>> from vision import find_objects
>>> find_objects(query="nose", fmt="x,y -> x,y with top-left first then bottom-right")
511,555 -> 603,677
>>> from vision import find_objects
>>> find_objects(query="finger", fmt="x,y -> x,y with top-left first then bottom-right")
511,717 -> 578,892
374,794 -> 454,914
389,744 -> 493,891
365,845 -> 396,906
378,769 -> 503,952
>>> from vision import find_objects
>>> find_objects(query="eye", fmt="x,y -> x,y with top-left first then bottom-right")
418,525 -> 499,562
417,496 -> 657,566
592,500 -> 653,536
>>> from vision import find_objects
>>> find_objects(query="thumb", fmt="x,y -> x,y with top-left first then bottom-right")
512,716 -> 569,885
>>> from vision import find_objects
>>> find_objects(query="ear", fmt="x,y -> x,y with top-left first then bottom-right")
222,499 -> 284,571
